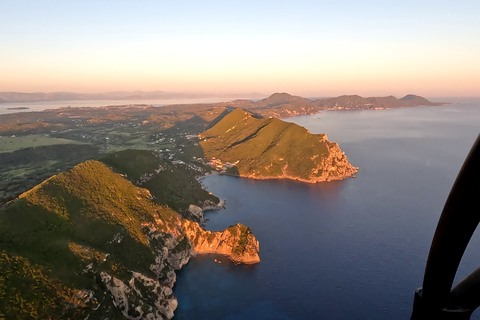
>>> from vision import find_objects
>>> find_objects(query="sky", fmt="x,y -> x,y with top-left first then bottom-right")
1,0 -> 479,97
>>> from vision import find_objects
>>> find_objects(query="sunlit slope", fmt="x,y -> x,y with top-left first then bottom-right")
0,159 -> 259,319
19,160 -> 180,243
199,109 -> 358,182
0,160 -> 188,318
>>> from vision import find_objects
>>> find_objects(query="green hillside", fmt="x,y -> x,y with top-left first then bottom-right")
199,109 -> 358,182
0,160 -> 185,319
0,157 -> 259,319
101,149 -> 220,217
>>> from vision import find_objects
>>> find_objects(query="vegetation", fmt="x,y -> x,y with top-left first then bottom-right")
0,157 -> 258,318
0,144 -> 100,205
0,160 -> 190,318
0,252 -> 91,319
0,134 -> 84,153
228,225 -> 253,256
200,108 -> 333,180
0,103 -> 227,206
101,149 -> 219,215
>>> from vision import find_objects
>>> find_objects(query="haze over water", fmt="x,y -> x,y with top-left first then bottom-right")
0,98 -> 234,115
173,100 -> 480,320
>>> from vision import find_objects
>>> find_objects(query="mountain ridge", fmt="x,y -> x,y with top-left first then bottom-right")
224,92 -> 443,118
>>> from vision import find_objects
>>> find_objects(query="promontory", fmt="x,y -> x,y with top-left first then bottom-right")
199,108 -> 358,183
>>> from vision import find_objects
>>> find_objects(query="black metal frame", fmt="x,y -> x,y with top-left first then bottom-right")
412,134 -> 480,319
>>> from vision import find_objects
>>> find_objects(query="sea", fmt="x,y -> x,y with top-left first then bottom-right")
0,97 -> 234,115
172,98 -> 480,320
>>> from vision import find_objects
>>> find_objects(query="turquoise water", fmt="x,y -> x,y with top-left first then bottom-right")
173,101 -> 480,319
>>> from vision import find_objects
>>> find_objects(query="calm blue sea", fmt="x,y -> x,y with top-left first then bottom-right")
173,99 -> 480,320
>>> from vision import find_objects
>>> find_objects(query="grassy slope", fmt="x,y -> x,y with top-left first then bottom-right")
0,160 -> 183,318
200,109 -> 330,179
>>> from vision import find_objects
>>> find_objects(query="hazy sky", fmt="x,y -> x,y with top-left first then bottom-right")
1,0 -> 479,97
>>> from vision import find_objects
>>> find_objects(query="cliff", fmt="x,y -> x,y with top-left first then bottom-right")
199,109 -> 358,183
0,160 -> 259,319
182,220 -> 260,264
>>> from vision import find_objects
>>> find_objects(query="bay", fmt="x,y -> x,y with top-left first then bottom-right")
173,100 -> 480,319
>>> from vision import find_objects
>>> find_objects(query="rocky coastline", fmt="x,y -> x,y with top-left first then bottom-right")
2,160 -> 259,320
199,109 -> 358,184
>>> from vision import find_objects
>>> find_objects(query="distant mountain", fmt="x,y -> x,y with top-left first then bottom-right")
399,94 -> 437,106
225,93 -> 443,118
228,92 -> 321,118
251,92 -> 314,109
314,94 -> 442,110
199,108 -> 358,183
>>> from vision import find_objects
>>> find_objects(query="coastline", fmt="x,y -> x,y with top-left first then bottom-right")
198,162 -> 358,184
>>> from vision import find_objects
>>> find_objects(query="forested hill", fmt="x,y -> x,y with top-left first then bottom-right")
199,108 -> 358,183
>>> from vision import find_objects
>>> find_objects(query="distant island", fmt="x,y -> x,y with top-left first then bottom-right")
6,107 -> 29,110
200,109 -> 358,183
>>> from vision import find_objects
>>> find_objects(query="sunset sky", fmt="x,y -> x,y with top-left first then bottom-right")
1,0 -> 479,97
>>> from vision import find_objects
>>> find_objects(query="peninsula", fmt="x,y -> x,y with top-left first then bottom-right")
199,109 -> 358,183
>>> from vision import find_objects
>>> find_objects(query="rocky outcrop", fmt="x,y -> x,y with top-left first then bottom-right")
187,199 -> 226,225
202,199 -> 226,211
182,220 -> 260,264
243,136 -> 358,183
100,271 -> 177,320
95,214 -> 260,320
188,204 -> 204,220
